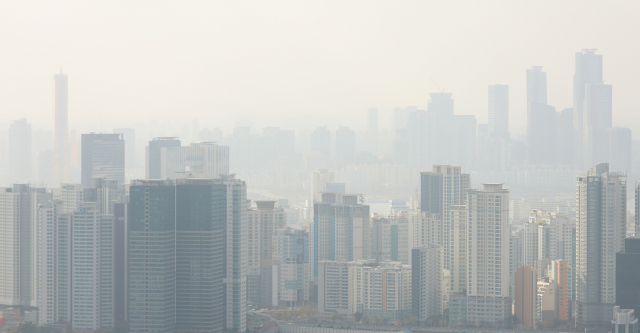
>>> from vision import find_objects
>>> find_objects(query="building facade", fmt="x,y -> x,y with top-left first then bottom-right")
575,163 -> 626,326
272,228 -> 310,307
412,245 -> 443,322
247,201 -> 286,306
160,142 -> 229,180
81,133 -> 125,187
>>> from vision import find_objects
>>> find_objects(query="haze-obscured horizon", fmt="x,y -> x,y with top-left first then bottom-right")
2,0 -> 640,137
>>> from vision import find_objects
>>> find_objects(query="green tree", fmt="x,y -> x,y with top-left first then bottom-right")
353,312 -> 363,323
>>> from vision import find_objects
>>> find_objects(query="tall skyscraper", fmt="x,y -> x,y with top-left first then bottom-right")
526,66 -> 547,105
113,128 -> 136,171
146,137 -> 181,179
488,84 -> 509,139
81,133 -> 125,187
428,93 -> 455,165
525,66 -> 557,165
575,163 -> 626,326
583,82 -> 613,167
527,103 -> 557,164
160,142 -> 229,180
420,166 -> 470,270
128,176 -> 247,333
310,126 -> 331,163
54,71 -> 69,185
0,184 -> 49,306
573,49 -> 604,169
556,108 -> 574,166
8,119 -> 32,183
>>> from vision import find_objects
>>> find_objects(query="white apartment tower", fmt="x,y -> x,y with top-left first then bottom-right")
0,185 -> 49,306
71,202 -> 114,332
467,184 -> 510,298
575,163 -> 626,326
36,201 -> 72,325
420,165 -> 470,270
450,205 -> 468,294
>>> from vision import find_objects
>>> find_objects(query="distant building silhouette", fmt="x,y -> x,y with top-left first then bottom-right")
81,133 -> 125,187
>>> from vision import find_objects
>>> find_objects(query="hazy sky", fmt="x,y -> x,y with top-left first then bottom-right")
2,1 -> 640,137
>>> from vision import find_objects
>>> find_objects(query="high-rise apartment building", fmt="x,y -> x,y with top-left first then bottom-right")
313,193 -> 370,277
128,176 -> 246,333
71,202 -> 114,332
54,71 -> 69,185
575,163 -> 626,326
488,84 -> 509,139
420,166 -> 470,270
317,260 -> 359,315
8,119 -> 32,183
467,183 -> 510,298
81,133 -> 125,187
412,245 -> 444,322
371,215 -> 412,265
450,205 -> 468,294
146,137 -> 181,179
573,49 -> 603,169
449,184 -> 512,326
514,266 -> 537,329
272,227 -> 310,307
36,201 -> 72,326
160,142 -> 229,180
247,201 -> 286,306
0,185 -> 49,306
358,261 -> 412,321
317,260 -> 412,320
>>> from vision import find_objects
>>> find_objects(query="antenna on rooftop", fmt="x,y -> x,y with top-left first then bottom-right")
430,77 -> 445,93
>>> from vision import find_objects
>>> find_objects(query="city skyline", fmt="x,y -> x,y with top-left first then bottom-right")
1,2 -> 640,138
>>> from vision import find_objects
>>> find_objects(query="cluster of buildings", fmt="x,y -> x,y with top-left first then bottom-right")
2,49 -> 640,333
